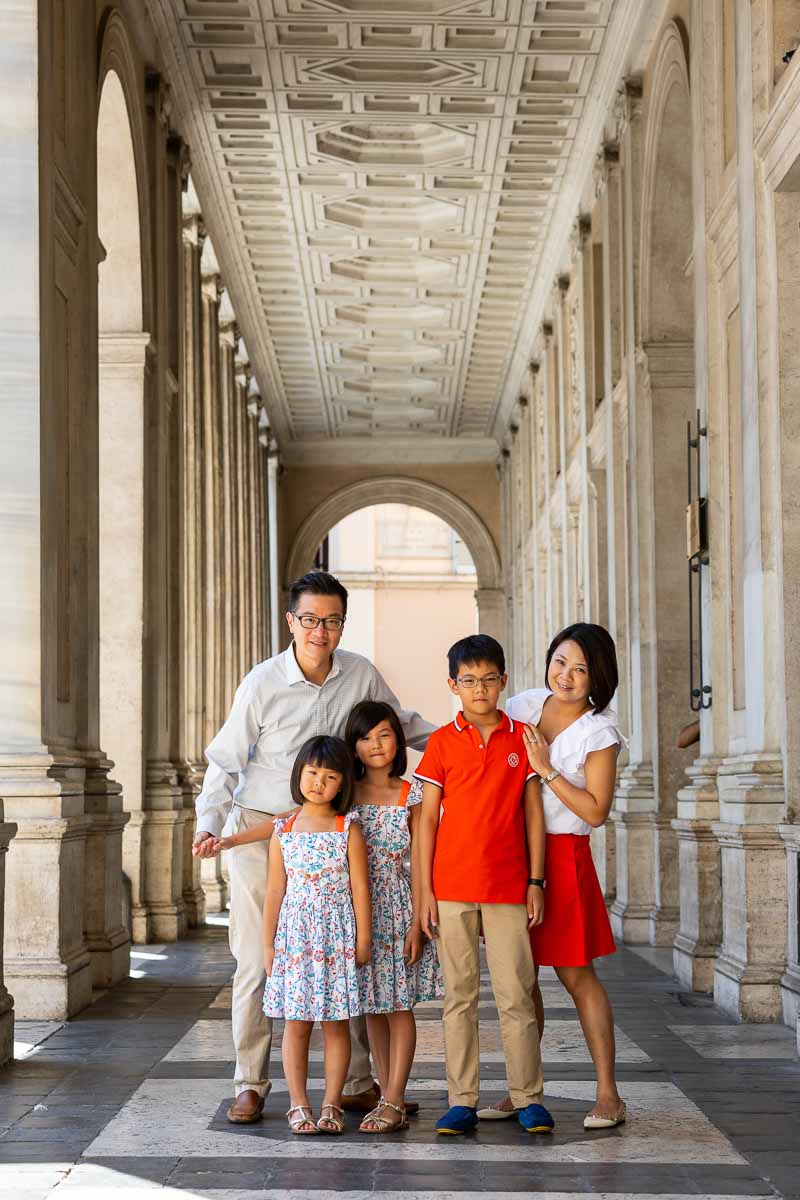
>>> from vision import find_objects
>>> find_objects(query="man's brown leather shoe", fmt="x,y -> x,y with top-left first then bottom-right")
340,1084 -> 418,1116
340,1083 -> 380,1113
227,1089 -> 265,1124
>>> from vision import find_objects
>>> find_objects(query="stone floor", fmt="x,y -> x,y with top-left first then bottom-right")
2,918 -> 799,1200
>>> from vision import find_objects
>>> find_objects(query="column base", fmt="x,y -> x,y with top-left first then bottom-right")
84,759 -> 131,987
610,787 -> 656,945
179,761 -> 206,929
0,988 -> 13,1067
673,933 -> 718,993
200,855 -> 229,914
712,820 -> 787,1022
85,928 -> 130,989
146,900 -> 188,943
671,814 -> 722,993
5,947 -> 93,1020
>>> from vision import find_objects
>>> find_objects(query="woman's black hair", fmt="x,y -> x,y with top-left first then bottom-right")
290,735 -> 355,813
545,623 -> 618,714
344,701 -> 407,780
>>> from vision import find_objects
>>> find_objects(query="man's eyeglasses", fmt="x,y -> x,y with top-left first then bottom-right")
455,673 -> 503,689
293,612 -> 345,631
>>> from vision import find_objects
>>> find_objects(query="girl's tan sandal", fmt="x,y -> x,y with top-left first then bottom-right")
359,1098 -> 409,1133
286,1104 -> 318,1134
317,1102 -> 346,1134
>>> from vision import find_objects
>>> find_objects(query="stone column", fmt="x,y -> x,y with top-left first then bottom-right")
266,423 -> 281,656
218,292 -> 237,713
476,587 -> 506,646
234,338 -> 250,683
177,180 -> 206,928
673,758 -> 723,991
246,378 -> 262,665
198,237 -> 228,913
709,0 -> 787,1020
137,78 -> 186,943
97,331 -> 150,969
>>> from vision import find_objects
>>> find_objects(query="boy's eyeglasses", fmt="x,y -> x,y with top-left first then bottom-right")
456,673 -> 503,689
293,612 -> 345,631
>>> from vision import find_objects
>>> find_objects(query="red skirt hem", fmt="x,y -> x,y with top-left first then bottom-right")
530,833 -> 616,968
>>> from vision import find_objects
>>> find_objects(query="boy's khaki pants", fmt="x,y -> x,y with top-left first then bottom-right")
227,806 -> 373,1097
436,900 -> 544,1109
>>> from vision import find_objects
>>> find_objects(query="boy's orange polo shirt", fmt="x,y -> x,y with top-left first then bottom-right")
414,710 -> 536,904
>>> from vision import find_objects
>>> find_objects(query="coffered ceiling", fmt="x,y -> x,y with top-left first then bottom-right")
150,0 -> 636,457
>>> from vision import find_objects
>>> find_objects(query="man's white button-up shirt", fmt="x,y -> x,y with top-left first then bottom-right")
195,645 -> 435,837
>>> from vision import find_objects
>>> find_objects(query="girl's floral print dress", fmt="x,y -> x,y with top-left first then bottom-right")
263,810 -> 364,1022
358,780 -> 443,1013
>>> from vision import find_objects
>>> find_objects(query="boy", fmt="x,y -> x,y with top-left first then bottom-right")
416,634 -> 553,1136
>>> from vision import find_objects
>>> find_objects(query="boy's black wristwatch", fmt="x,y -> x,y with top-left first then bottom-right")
528,877 -> 545,888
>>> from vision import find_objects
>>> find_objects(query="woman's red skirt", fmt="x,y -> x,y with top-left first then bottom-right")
530,833 -> 616,967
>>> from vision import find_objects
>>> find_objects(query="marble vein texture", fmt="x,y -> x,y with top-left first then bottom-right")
666,1024 -> 799,1059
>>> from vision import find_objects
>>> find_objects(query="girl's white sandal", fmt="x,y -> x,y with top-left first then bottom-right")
286,1104 -> 318,1134
317,1103 -> 346,1134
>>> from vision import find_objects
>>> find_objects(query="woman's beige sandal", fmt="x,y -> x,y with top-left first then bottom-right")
317,1103 -> 346,1134
477,1099 -> 517,1120
360,1098 -> 409,1133
287,1105 -> 318,1134
583,1103 -> 626,1130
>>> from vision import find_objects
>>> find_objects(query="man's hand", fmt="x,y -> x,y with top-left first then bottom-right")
264,945 -> 275,976
527,883 -> 544,928
420,891 -> 439,939
192,831 -> 220,859
404,920 -> 424,966
355,937 -> 372,967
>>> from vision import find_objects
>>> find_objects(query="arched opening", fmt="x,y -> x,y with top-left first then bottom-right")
635,21 -> 697,953
285,476 -> 504,650
325,503 -> 478,728
96,66 -> 148,953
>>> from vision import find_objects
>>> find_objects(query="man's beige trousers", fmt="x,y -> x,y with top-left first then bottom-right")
227,806 -> 372,1097
436,900 -> 544,1109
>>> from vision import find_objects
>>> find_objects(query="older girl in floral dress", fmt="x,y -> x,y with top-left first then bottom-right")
345,700 -> 443,1134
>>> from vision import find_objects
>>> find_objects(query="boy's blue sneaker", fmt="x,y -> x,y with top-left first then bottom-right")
518,1102 -> 555,1134
436,1105 -> 479,1135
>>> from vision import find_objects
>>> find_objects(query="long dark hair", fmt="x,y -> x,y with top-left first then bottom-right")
545,623 -> 618,714
344,700 -> 407,780
290,735 -> 355,813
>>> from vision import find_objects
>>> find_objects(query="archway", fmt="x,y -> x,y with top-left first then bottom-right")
285,476 -> 504,645
96,54 -> 148,954
326,502 -> 479,727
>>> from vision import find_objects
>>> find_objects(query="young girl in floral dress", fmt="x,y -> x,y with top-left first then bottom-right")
344,700 -> 443,1134
262,735 -> 371,1136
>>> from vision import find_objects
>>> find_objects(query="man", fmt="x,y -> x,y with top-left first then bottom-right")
193,570 -> 433,1123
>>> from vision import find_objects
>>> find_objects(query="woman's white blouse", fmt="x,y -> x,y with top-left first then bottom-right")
504,689 -> 623,837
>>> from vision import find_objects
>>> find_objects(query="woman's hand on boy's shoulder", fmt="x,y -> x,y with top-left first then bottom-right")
522,723 -> 551,777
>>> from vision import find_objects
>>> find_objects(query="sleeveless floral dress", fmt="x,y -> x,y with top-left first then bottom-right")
358,780 -> 443,1013
263,810 -> 365,1022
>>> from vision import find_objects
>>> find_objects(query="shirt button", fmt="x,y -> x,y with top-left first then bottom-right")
478,744 -> 484,749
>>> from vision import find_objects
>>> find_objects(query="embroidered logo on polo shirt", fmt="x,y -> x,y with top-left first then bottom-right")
507,752 -> 520,767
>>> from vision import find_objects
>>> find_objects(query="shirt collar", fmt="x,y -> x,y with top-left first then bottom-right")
283,643 -> 342,686
453,709 -> 513,734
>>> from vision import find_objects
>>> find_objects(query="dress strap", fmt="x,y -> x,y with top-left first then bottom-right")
335,813 -> 345,832
284,812 -> 299,833
398,780 -> 411,808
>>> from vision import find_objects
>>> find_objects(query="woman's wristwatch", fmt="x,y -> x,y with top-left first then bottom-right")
528,877 -> 545,888
542,768 -> 560,784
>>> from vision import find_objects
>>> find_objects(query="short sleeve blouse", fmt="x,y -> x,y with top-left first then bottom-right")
504,689 -> 624,836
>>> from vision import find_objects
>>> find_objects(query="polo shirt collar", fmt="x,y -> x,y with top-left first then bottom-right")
453,709 -> 514,733
283,643 -> 342,686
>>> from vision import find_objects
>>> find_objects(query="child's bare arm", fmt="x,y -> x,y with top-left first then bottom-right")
262,835 -> 287,973
405,804 -> 424,964
418,781 -> 441,938
215,808 -> 296,850
347,823 -> 372,966
524,777 -> 546,927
